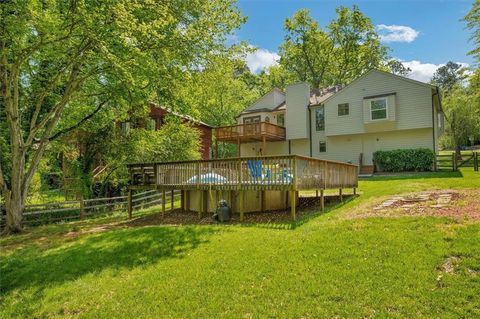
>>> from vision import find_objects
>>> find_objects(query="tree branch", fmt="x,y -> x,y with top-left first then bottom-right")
48,99 -> 109,141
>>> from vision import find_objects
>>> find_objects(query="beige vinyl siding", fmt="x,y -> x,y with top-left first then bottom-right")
286,82 -> 310,139
240,141 -> 288,157
310,128 -> 434,165
324,70 -> 433,136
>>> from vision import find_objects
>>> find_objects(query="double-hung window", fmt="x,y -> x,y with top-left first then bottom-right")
370,98 -> 387,120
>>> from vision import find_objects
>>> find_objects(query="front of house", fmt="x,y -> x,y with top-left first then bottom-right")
216,69 -> 444,174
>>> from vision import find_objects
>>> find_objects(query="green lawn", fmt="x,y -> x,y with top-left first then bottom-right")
1,169 -> 480,318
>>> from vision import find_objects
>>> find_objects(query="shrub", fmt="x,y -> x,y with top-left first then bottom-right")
373,148 -> 435,172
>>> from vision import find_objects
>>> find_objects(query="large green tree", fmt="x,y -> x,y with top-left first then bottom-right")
465,0 -> 480,63
0,0 -> 243,233
279,6 -> 388,89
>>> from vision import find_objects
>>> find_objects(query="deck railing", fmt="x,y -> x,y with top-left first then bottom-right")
128,155 -> 358,191
215,122 -> 286,141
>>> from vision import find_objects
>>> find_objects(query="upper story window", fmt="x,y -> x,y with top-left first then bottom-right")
277,113 -> 285,127
370,98 -> 387,120
315,106 -> 325,131
338,103 -> 349,116
243,115 -> 261,124
265,116 -> 270,123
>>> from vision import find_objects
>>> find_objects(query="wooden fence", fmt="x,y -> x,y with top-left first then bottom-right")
436,152 -> 479,171
0,190 -> 180,229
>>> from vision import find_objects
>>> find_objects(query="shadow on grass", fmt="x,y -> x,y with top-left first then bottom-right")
0,225 -> 219,295
240,195 -> 360,230
362,170 -> 463,181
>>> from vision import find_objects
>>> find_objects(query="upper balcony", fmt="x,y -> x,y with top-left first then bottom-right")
215,122 -> 286,143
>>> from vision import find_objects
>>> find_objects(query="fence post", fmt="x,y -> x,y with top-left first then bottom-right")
475,152 -> 479,172
127,189 -> 133,219
452,153 -> 456,171
79,195 -> 85,220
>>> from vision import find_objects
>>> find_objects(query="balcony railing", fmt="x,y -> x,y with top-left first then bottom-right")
215,122 -> 286,143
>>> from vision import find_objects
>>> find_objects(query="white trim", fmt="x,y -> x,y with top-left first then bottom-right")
369,97 -> 388,121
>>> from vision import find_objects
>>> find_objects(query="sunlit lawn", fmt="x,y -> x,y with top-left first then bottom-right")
1,169 -> 479,318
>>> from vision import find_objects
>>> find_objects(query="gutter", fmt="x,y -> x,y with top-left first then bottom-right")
431,88 -> 440,169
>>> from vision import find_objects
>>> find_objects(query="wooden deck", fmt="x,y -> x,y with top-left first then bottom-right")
128,155 -> 358,191
127,155 -> 358,220
215,122 -> 286,143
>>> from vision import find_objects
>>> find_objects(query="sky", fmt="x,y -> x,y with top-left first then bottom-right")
235,0 -> 476,82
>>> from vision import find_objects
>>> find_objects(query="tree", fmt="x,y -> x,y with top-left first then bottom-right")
442,85 -> 480,156
279,6 -> 388,89
465,0 -> 480,63
0,0 -> 243,233
431,61 -> 468,95
385,59 -> 411,76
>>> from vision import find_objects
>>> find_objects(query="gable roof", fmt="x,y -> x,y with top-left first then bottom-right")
309,69 -> 439,107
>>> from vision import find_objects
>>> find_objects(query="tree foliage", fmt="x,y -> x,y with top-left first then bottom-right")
431,61 -> 468,95
465,0 -> 480,63
0,0 -> 243,233
278,6 -> 388,89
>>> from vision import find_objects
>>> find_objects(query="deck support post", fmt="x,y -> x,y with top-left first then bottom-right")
170,189 -> 174,212
127,189 -> 133,219
161,189 -> 166,217
237,137 -> 241,157
320,189 -> 324,212
353,187 -> 357,195
262,135 -> 266,155
239,191 -> 244,222
290,190 -> 296,220
199,190 -> 204,219
339,188 -> 343,202
180,190 -> 185,211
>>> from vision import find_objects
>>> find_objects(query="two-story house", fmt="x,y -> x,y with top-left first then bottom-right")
215,69 -> 444,174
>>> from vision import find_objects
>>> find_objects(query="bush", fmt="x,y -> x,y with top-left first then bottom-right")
373,148 -> 435,172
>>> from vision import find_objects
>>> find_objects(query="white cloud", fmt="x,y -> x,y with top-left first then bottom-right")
245,47 -> 279,73
401,60 -> 470,83
377,24 -> 419,43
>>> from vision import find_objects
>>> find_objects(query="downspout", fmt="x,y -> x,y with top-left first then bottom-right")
308,106 -> 313,157
431,87 -> 440,170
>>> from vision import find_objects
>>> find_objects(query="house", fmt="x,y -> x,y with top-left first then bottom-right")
121,103 -> 213,160
215,69 -> 444,174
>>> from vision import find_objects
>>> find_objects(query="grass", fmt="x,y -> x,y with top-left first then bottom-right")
1,169 -> 480,318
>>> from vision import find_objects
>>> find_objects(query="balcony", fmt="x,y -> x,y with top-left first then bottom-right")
215,122 -> 286,143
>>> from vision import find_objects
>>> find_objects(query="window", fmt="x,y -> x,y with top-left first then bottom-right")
243,115 -> 261,124
338,103 -> 349,116
319,141 -> 326,153
265,116 -> 270,123
277,113 -> 285,127
315,106 -> 325,131
370,98 -> 387,120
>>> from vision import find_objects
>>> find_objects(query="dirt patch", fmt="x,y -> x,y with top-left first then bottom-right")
351,190 -> 480,221
439,256 -> 461,274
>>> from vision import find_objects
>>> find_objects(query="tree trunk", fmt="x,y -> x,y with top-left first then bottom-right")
3,189 -> 24,234
455,145 -> 462,161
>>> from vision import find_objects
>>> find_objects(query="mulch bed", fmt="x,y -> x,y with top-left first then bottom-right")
123,195 -> 351,227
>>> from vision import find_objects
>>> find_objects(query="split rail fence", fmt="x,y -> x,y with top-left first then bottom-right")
0,190 -> 180,229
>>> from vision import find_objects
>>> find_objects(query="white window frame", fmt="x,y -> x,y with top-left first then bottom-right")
369,97 -> 388,121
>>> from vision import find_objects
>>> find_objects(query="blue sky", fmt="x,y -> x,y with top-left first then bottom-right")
235,0 -> 475,82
